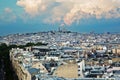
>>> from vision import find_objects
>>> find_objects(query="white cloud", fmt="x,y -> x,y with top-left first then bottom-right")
16,0 -> 120,25
4,8 -> 12,13
17,0 -> 47,17
63,0 -> 120,25
0,8 -> 16,22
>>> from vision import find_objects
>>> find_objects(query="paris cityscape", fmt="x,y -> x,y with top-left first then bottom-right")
0,0 -> 120,80
0,30 -> 120,80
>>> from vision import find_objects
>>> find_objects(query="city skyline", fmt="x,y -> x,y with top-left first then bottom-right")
0,0 -> 120,36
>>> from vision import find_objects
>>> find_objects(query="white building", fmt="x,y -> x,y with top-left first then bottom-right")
77,59 -> 85,78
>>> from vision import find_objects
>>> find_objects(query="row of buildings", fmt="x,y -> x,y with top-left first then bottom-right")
1,31 -> 120,55
10,45 -> 120,80
0,31 -> 119,80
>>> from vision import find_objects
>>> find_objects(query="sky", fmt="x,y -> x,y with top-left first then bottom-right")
0,0 -> 120,36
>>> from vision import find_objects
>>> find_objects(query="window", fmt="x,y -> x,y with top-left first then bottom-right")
78,65 -> 80,68
78,74 -> 80,76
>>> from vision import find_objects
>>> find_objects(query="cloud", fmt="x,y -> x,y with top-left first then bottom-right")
4,8 -> 12,13
0,8 -> 16,23
43,1 -> 73,24
16,0 -> 120,25
63,0 -> 120,25
16,0 -> 47,17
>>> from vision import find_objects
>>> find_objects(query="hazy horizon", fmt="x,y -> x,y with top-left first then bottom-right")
0,0 -> 120,36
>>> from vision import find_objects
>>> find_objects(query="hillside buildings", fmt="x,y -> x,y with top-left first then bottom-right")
0,31 -> 119,80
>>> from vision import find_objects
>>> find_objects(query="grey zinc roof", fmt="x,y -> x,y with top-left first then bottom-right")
28,68 -> 40,75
